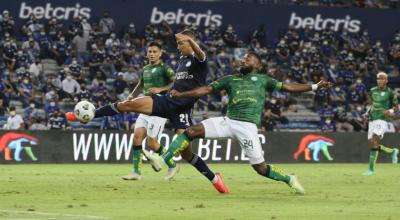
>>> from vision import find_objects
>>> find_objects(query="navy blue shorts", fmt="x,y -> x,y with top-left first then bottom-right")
151,94 -> 194,130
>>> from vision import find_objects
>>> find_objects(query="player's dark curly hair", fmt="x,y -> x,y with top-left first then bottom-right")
147,41 -> 162,49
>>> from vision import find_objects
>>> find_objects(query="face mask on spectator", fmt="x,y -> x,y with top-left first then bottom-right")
330,65 -> 335,69
124,90 -> 130,95
323,41 -> 328,45
72,60 -> 77,65
357,106 -> 362,111
23,79 -> 29,84
18,51 -> 23,56
271,99 -> 277,104
50,90 -> 55,95
66,75 -> 72,80
205,30 -> 210,35
171,61 -> 176,66
356,79 -> 362,84
40,31 -> 45,35
335,87 -> 340,92
60,37 -> 65,42
376,42 -> 381,46
50,102 -> 56,107
10,111 -> 16,117
30,103 -> 35,108
326,119 -> 331,124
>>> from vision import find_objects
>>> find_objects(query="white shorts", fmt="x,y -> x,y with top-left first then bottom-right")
368,119 -> 389,140
134,114 -> 167,138
201,117 -> 264,164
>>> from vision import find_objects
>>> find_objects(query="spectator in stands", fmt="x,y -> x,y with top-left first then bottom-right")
44,99 -> 60,117
61,73 -> 80,99
5,106 -> 24,130
28,117 -> 48,130
123,64 -> 139,88
47,110 -> 67,130
29,58 -> 43,81
329,85 -> 346,107
350,104 -> 367,132
22,37 -> 40,61
252,24 -> 267,47
114,72 -> 128,100
261,110 -> 279,132
122,112 -> 138,130
99,10 -> 115,36
1,10 -> 15,36
51,35 -> 70,65
71,29 -> 89,64
265,96 -> 289,124
313,87 -> 329,111
17,76 -> 35,108
74,83 -> 91,102
68,57 -> 83,77
23,101 -> 38,121
321,118 -> 336,132
0,95 -> 6,116
333,103 -> 354,132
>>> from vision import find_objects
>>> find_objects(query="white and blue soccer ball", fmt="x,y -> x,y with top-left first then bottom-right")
74,100 -> 96,123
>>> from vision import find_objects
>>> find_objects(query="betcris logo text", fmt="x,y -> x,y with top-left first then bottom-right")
19,2 -> 91,20
150,7 -> 222,27
289,12 -> 361,32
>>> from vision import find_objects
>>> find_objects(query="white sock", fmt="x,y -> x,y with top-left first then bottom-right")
211,174 -> 218,184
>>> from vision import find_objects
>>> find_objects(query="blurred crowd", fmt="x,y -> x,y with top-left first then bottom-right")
236,0 -> 400,8
0,7 -> 399,132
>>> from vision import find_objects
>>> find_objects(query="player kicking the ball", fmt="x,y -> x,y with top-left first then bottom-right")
158,51 -> 332,194
66,30 -> 229,193
362,72 -> 398,176
121,42 -> 179,181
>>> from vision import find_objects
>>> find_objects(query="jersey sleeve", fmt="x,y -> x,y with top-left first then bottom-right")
265,76 -> 283,92
163,65 -> 175,81
209,75 -> 231,92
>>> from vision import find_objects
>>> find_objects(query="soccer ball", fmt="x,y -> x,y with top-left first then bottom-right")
74,101 -> 96,123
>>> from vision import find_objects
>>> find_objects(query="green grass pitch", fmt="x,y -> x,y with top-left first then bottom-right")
0,163 -> 399,220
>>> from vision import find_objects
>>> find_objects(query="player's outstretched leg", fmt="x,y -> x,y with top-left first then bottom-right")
67,97 -> 153,122
181,148 -> 229,194
253,163 -> 305,194
377,145 -> 398,164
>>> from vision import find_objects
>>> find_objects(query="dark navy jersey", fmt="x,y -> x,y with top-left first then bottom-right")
170,53 -> 208,106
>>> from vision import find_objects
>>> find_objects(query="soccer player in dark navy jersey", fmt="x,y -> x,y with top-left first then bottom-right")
66,30 -> 229,193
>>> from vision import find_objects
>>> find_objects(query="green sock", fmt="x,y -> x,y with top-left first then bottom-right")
266,165 -> 291,184
368,149 -> 379,172
162,132 -> 191,163
157,145 -> 176,168
132,145 -> 143,175
378,145 -> 394,155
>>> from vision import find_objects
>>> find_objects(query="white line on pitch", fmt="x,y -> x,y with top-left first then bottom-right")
0,209 -> 109,219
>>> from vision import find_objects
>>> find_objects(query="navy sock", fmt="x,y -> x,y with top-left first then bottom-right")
189,154 -> 215,182
95,103 -> 120,118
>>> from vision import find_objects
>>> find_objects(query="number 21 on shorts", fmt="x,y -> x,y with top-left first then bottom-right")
179,113 -> 190,126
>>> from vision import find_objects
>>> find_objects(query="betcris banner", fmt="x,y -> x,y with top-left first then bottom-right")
2,0 -> 400,43
0,130 -> 398,163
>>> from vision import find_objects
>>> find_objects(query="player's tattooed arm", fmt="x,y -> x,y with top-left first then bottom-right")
282,80 -> 332,92
127,80 -> 143,100
170,86 -> 213,98
175,33 -> 206,61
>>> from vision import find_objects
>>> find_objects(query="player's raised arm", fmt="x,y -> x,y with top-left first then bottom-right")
176,30 -> 206,62
282,80 -> 331,93
170,86 -> 213,98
